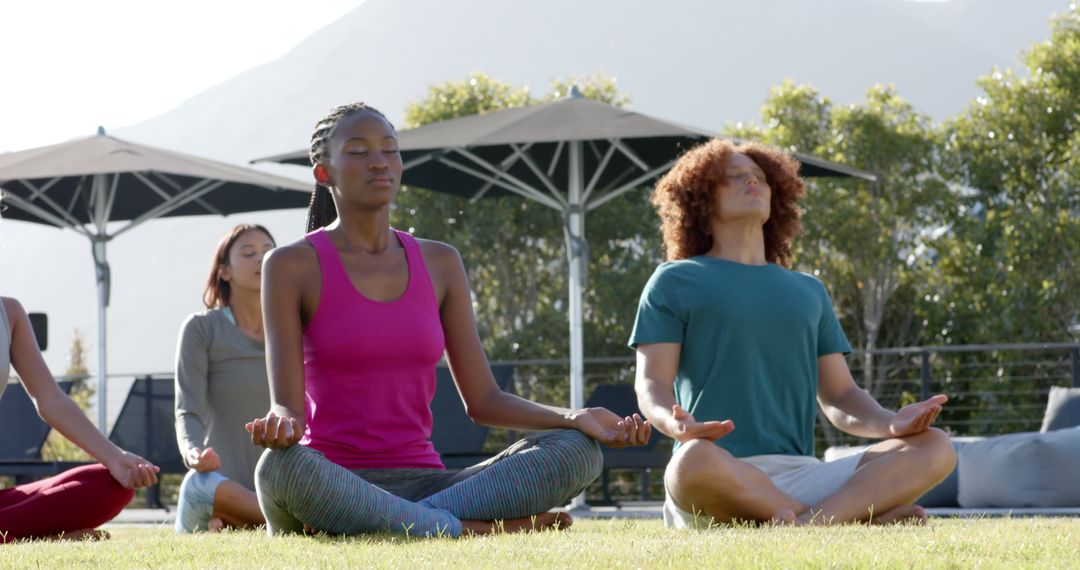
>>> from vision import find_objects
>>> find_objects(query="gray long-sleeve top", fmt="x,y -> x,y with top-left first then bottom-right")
174,309 -> 269,491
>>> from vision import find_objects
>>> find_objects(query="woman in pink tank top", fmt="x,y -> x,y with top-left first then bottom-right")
247,103 -> 652,539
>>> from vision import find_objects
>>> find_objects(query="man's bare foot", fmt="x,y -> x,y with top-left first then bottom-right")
792,504 -> 927,526
461,511 -> 573,535
207,517 -> 225,533
39,528 -> 110,542
793,508 -> 833,526
770,508 -> 797,525
869,504 -> 927,525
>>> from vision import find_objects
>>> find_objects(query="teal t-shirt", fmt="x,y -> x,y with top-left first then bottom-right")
628,256 -> 851,458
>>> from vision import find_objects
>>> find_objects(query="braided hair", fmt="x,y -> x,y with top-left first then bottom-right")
305,103 -> 394,232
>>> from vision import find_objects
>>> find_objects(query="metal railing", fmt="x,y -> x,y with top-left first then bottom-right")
485,342 -> 1080,455
33,342 -> 1073,504
827,342 -> 1079,451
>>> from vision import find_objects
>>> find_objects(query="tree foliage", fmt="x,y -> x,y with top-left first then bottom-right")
934,6 -> 1080,345
395,73 -> 661,363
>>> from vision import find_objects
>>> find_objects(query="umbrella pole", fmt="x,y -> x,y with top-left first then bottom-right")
95,264 -> 108,433
566,141 -> 586,414
566,141 -> 589,510
95,255 -> 108,434
90,173 -> 111,435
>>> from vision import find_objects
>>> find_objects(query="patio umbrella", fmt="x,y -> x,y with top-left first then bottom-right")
256,89 -> 876,429
0,128 -> 311,432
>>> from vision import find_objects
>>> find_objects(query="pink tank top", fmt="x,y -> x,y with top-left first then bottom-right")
300,228 -> 445,469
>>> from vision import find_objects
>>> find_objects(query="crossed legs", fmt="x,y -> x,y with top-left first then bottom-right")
0,464 -> 133,542
255,430 -> 602,538
665,428 -> 956,526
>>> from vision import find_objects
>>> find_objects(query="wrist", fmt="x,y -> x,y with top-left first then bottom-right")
101,447 -> 126,467
883,413 -> 900,437
662,415 -> 684,440
563,407 -> 587,429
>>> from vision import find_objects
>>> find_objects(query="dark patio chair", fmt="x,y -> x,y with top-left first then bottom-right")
109,375 -> 185,508
28,312 -> 47,351
0,380 -> 88,483
430,364 -> 514,468
585,383 -> 670,504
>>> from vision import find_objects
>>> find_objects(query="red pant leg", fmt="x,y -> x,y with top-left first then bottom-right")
0,464 -> 134,543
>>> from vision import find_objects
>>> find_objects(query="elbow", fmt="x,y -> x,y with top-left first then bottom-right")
821,403 -> 854,430
822,407 -> 845,429
463,403 -> 492,426
633,379 -> 650,406
461,389 -> 502,427
634,378 -> 659,416
32,392 -> 64,425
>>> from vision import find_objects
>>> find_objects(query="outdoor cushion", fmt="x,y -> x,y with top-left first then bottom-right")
1040,386 -> 1080,432
824,436 -> 982,508
957,426 -> 1080,508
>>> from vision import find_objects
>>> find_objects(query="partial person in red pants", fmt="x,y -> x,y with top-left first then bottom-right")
0,296 -> 159,542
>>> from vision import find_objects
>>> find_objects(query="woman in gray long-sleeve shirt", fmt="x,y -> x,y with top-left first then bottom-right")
173,224 -> 274,532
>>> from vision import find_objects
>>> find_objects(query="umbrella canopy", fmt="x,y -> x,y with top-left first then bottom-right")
256,91 -> 876,455
0,129 -> 311,432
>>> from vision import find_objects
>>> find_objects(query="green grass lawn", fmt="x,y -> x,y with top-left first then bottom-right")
2,518 -> 1078,569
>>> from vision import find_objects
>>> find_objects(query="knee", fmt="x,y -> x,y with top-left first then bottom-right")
666,439 -> 734,492
113,482 -> 136,507
67,464 -> 134,520
919,428 -> 957,478
84,463 -> 136,505
255,446 -> 304,498
561,429 -> 604,482
897,428 -> 956,481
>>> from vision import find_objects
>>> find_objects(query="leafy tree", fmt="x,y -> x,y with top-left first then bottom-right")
395,73 -> 661,377
936,5 -> 1080,346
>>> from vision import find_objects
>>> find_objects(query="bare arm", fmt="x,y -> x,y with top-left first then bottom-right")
5,297 -> 158,488
817,352 -> 946,438
247,246 -> 309,448
634,343 -> 681,437
434,244 -> 648,448
634,342 -> 733,443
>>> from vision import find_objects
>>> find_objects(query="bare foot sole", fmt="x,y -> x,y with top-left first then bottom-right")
770,509 -> 797,525
40,528 -> 110,542
462,511 -> 574,535
870,504 -> 927,525
207,517 -> 225,533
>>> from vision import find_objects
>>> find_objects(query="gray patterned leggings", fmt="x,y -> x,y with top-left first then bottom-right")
255,429 -> 603,537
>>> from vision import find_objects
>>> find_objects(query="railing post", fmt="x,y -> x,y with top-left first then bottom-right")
1071,348 -> 1080,388
920,350 -> 931,401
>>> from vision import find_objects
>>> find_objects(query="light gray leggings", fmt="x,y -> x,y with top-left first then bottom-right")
255,429 -> 603,537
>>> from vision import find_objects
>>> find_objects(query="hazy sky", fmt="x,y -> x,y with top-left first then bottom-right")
0,0 -> 364,153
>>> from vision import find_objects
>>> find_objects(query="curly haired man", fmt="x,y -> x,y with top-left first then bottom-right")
630,139 -> 956,527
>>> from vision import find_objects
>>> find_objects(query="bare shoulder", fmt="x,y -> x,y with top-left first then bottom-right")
263,238 -> 318,277
416,238 -> 464,273
1,296 -> 26,319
